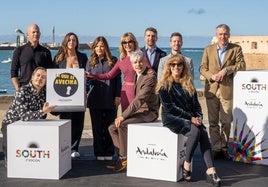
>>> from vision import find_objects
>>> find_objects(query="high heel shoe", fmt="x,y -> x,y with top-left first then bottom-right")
206,173 -> 221,187
182,162 -> 191,182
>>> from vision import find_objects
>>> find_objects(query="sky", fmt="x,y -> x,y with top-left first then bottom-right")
1,0 -> 268,46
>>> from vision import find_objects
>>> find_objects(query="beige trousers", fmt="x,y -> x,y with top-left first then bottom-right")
206,89 -> 233,151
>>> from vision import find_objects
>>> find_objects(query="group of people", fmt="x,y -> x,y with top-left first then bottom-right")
1,23 -> 246,186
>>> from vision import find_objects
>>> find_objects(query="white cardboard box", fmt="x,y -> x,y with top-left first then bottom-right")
233,71 -> 268,165
127,122 -> 187,182
7,120 -> 71,179
46,68 -> 86,112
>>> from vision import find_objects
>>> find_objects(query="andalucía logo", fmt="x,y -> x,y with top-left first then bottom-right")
15,142 -> 50,163
53,73 -> 79,97
136,146 -> 168,160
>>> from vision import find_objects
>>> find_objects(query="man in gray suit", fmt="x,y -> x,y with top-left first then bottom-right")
199,24 -> 246,160
107,50 -> 159,172
157,32 -> 194,80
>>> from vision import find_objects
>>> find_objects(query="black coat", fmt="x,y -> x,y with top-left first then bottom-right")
159,82 -> 203,135
140,47 -> 167,73
86,57 -> 121,109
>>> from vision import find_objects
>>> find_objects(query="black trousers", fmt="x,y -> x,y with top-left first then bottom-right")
89,108 -> 117,157
1,122 -> 7,158
60,112 -> 85,152
185,124 -> 214,169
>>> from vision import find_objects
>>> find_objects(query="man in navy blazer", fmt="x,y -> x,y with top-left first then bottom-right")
140,27 -> 167,74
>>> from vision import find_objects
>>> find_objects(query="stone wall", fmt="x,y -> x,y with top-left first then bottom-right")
244,53 -> 268,70
212,36 -> 268,54
211,36 -> 268,70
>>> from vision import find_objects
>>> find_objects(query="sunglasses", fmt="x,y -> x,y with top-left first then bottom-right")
170,63 -> 183,68
122,40 -> 134,45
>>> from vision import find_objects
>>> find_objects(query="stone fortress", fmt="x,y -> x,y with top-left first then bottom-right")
212,36 -> 268,70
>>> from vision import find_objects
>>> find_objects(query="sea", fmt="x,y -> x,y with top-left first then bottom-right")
0,47 -> 205,95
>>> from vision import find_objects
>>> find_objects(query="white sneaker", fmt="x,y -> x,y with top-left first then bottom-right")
104,156 -> 113,160
71,151 -> 80,158
97,156 -> 105,160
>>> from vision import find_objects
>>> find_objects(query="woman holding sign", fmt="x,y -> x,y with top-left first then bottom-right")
53,32 -> 88,158
1,67 -> 56,167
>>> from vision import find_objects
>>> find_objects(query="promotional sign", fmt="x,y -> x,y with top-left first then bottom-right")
233,71 -> 268,165
46,68 -> 86,112
127,122 -> 187,182
7,120 -> 71,179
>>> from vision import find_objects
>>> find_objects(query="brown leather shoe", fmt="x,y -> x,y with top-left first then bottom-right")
114,157 -> 127,172
106,160 -> 117,170
221,150 -> 232,161
212,150 -> 221,160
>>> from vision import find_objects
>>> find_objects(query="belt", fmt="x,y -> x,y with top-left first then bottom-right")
123,81 -> 134,85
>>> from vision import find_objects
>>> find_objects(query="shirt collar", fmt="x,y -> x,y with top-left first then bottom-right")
146,46 -> 157,53
137,68 -> 146,78
217,43 -> 228,51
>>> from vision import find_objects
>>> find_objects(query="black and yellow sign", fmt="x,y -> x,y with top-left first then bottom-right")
53,73 -> 79,97
47,69 -> 85,112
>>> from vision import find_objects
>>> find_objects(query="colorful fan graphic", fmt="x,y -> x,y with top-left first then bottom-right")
232,119 -> 268,164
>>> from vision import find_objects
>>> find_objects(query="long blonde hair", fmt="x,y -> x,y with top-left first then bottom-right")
156,54 -> 195,96
119,32 -> 139,59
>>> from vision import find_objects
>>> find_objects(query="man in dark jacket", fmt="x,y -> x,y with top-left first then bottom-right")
140,27 -> 166,74
11,24 -> 53,91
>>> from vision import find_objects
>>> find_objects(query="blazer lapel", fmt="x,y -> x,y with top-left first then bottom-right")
134,74 -> 138,94
135,68 -> 148,94
153,50 -> 160,67
213,46 -> 221,68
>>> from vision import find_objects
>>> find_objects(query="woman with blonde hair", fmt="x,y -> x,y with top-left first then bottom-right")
156,54 -> 221,187
87,32 -> 150,112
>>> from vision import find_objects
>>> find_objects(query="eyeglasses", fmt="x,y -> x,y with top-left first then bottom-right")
170,63 -> 183,68
122,40 -> 134,45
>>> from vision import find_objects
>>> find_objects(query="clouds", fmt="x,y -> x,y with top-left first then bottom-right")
188,8 -> 206,15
